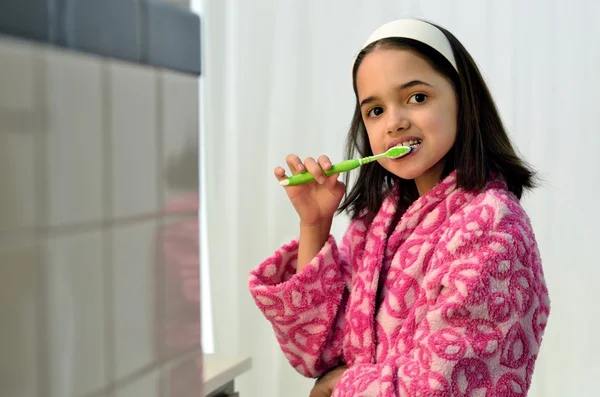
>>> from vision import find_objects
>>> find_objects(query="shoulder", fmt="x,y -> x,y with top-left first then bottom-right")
443,179 -> 537,258
460,178 -> 530,233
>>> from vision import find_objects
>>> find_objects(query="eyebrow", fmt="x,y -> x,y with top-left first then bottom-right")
359,80 -> 433,108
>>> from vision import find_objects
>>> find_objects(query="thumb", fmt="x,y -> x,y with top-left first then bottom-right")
332,181 -> 346,201
324,172 -> 340,190
309,386 -> 330,397
325,173 -> 346,193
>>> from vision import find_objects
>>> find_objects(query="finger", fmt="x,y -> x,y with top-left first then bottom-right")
285,154 -> 305,174
273,166 -> 288,181
317,155 -> 332,172
304,156 -> 326,184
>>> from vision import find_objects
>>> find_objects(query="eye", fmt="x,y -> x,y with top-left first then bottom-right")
367,107 -> 384,118
408,93 -> 428,104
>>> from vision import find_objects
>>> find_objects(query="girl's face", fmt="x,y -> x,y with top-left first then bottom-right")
356,47 -> 458,195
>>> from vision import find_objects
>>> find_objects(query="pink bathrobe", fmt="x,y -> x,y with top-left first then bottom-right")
249,172 -> 550,396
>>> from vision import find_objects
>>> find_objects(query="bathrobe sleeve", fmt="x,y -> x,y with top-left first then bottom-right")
332,226 -> 550,397
248,224 -> 356,377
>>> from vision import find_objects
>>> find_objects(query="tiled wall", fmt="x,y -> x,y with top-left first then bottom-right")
0,0 -> 201,75
0,35 -> 201,397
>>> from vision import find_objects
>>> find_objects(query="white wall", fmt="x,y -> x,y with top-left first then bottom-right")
200,1 -> 600,396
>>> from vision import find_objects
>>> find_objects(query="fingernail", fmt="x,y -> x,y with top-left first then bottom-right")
319,176 -> 326,184
297,164 -> 304,171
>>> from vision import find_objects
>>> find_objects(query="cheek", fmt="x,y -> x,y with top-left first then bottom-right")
444,112 -> 458,144
424,106 -> 457,143
364,122 -> 384,150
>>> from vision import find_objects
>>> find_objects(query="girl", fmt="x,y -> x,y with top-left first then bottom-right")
248,19 -> 550,397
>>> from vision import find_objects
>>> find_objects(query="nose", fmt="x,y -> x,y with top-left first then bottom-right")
385,107 -> 410,134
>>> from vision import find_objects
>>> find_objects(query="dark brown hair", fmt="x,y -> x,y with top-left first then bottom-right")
338,21 -> 537,220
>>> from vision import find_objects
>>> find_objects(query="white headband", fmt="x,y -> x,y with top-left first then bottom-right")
353,19 -> 457,72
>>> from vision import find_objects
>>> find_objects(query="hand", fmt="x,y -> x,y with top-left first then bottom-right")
309,365 -> 348,397
274,154 -> 346,227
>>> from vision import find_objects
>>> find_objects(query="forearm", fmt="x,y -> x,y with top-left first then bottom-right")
297,220 -> 332,273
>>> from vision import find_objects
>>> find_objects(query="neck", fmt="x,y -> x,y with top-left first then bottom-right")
415,160 -> 446,196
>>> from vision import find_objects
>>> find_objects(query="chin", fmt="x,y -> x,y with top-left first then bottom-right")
395,169 -> 425,181
385,162 -> 428,181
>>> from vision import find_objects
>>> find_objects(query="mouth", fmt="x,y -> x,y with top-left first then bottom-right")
387,137 -> 423,150
399,139 -> 422,149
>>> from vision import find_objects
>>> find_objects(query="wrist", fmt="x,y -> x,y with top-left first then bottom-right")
299,220 -> 332,239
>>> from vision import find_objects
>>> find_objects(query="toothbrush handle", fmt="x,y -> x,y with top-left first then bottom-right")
327,159 -> 362,174
283,159 -> 361,186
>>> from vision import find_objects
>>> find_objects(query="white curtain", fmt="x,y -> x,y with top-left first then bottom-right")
199,0 -> 600,396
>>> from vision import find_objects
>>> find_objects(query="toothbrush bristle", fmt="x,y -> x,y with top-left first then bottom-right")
387,145 -> 412,159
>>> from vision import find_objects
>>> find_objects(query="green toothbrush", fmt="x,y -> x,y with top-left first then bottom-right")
279,145 -> 413,186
